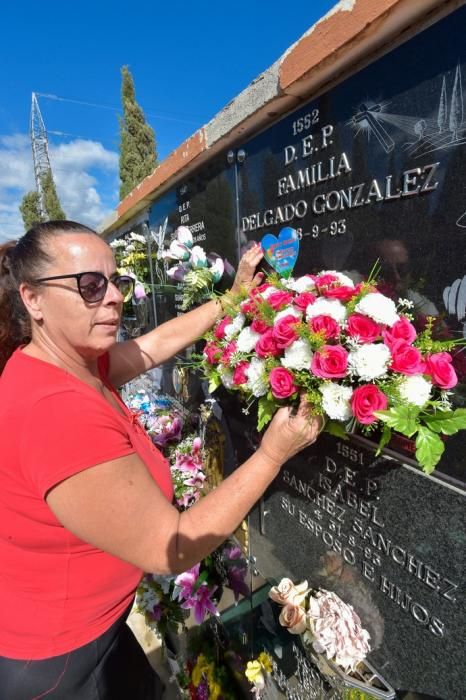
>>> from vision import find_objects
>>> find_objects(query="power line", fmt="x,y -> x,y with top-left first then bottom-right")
36,93 -> 204,126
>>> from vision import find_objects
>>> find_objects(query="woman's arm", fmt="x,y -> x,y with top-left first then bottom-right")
107,244 -> 264,388
46,400 -> 321,574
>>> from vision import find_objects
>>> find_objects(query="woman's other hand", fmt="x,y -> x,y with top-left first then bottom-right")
230,243 -> 264,294
258,394 -> 323,469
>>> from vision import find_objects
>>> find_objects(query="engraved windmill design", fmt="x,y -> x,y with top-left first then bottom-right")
348,63 -> 465,155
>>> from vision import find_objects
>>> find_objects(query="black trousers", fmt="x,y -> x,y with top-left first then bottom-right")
0,608 -> 164,699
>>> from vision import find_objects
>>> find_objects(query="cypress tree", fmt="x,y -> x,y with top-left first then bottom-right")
41,170 -> 66,220
119,66 -> 157,200
19,191 -> 44,231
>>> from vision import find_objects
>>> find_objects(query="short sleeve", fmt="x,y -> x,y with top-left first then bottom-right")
20,390 -> 135,497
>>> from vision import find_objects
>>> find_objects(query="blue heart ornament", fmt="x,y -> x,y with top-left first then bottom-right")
261,227 -> 300,278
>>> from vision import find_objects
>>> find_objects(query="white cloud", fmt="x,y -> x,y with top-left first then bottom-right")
0,132 -> 118,243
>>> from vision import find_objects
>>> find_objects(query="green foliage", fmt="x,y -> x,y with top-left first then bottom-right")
325,420 -> 348,439
41,170 -> 66,220
374,405 -> 420,437
258,395 -> 276,431
119,66 -> 158,200
422,408 -> 466,435
181,268 -> 214,310
19,190 -> 44,231
415,427 -> 445,474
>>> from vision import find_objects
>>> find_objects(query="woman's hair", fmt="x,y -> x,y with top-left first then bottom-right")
0,220 -> 98,373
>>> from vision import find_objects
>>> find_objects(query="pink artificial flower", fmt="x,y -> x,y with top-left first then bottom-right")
311,345 -> 349,379
233,360 -> 250,385
389,339 -> 426,375
351,384 -> 388,425
347,313 -> 381,343
203,341 -> 222,365
279,603 -> 307,634
220,341 -> 237,364
293,292 -> 316,310
214,316 -> 233,340
323,285 -> 357,302
175,564 -> 201,599
309,315 -> 340,340
273,315 -> 300,349
383,317 -> 417,347
267,290 -> 294,310
181,584 -> 219,624
251,317 -> 270,334
314,273 -> 339,288
269,367 -> 298,399
256,329 -> 280,358
425,352 -> 458,389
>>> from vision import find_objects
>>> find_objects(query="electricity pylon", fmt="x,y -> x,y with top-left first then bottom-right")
30,92 -> 51,218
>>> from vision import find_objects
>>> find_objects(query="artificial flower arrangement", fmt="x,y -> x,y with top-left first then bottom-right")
110,230 -> 154,300
161,226 -> 226,310
124,384 -> 250,637
199,268 -> 466,473
245,579 -> 371,699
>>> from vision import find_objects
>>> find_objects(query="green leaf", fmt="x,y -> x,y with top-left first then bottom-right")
257,396 -> 276,431
208,375 -> 221,394
375,424 -> 392,455
423,408 -> 466,435
325,420 -> 348,439
374,405 -> 420,437
192,569 -> 210,594
415,427 -> 445,474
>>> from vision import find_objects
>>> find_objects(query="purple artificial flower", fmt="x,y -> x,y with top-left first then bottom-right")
196,678 -> 209,700
175,563 -> 200,600
227,566 -> 250,601
149,604 -> 163,622
181,584 -> 219,624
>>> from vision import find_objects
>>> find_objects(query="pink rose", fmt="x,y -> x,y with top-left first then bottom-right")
269,367 -> 297,398
251,282 -> 271,297
204,341 -> 222,364
214,315 -> 233,340
251,317 -> 270,334
294,292 -> 316,310
273,315 -> 299,349
279,604 -> 307,634
311,345 -> 348,379
425,352 -> 458,389
233,360 -> 250,386
315,273 -> 339,288
309,315 -> 340,340
347,313 -> 381,343
240,299 -> 256,314
256,329 -> 280,358
383,317 -> 417,347
323,285 -> 357,302
267,290 -> 294,310
351,384 -> 388,425
220,341 -> 237,364
269,578 -> 308,606
390,339 -> 426,375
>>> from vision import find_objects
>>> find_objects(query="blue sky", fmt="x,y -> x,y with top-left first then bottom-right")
0,0 -> 337,242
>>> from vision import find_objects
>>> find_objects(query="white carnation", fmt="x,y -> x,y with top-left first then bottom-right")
236,326 -> 261,353
355,293 -> 399,327
246,357 -> 268,397
281,339 -> 313,371
306,298 -> 347,324
320,383 -> 353,421
129,232 -> 147,244
284,276 -> 316,293
110,238 -> 127,248
224,313 -> 245,340
260,286 -> 279,299
274,306 -> 302,323
348,344 -> 391,381
219,366 -> 234,389
399,375 -> 432,407
319,270 -> 354,287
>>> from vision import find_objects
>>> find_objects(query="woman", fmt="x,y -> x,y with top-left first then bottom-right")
0,221 -> 321,699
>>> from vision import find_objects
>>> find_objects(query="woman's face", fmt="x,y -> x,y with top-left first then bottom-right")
29,233 -> 125,360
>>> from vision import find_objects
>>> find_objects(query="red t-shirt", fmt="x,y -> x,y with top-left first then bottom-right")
0,349 -> 173,659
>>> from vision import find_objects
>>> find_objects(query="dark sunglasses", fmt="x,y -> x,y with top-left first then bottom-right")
33,271 -> 135,304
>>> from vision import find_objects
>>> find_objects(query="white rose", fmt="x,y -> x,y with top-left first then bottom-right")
236,326 -> 261,353
167,239 -> 190,261
246,357 -> 268,397
399,375 -> 432,407
355,293 -> 399,327
281,339 -> 313,371
319,270 -> 354,287
285,276 -> 316,293
274,306 -> 302,323
348,344 -> 391,381
224,313 -> 245,340
320,383 -> 353,421
306,298 -> 347,324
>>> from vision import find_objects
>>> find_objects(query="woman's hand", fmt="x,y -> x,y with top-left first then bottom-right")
230,243 -> 264,294
258,394 -> 323,469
